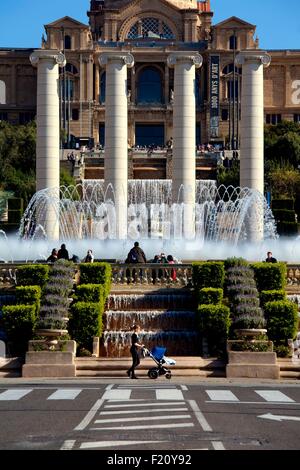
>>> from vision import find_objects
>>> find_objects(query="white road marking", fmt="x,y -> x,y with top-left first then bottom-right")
60,440 -> 76,450
74,399 -> 104,431
47,389 -> 81,400
212,441 -> 225,450
255,390 -> 294,403
105,384 -> 114,391
101,389 -> 132,400
156,389 -> 184,400
205,401 -> 300,405
91,423 -> 194,431
0,389 -> 32,401
258,413 -> 300,422
80,440 -> 165,449
100,407 -> 189,415
181,385 -> 188,391
95,414 -> 191,424
104,401 -> 186,408
206,390 -> 239,402
188,400 -> 212,432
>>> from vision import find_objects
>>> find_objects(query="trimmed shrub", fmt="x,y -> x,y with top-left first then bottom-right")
197,304 -> 231,355
260,290 -> 286,307
272,209 -> 296,223
277,221 -> 298,236
192,262 -> 225,290
272,199 -> 294,210
1,304 -> 37,355
251,262 -> 287,291
198,288 -> 223,305
75,284 -> 104,303
16,265 -> 49,287
79,262 -> 112,296
69,302 -> 103,351
16,286 -> 41,305
264,300 -> 298,343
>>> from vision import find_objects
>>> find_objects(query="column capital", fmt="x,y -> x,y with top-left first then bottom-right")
167,52 -> 203,69
99,52 -> 134,68
30,49 -> 66,68
235,50 -> 271,68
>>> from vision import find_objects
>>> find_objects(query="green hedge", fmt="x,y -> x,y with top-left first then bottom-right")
272,209 -> 296,223
197,304 -> 231,356
79,262 -> 112,296
16,265 -> 49,287
69,302 -> 103,351
277,221 -> 298,236
260,290 -> 286,307
251,262 -> 286,291
272,199 -> 294,210
198,288 -> 223,305
264,300 -> 298,343
192,262 -> 225,290
75,284 -> 104,303
16,286 -> 41,305
1,304 -> 37,355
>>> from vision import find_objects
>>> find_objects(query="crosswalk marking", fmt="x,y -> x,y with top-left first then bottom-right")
47,389 -> 82,400
95,414 -> 191,424
101,389 -> 132,400
80,440 -> 164,449
99,407 -> 189,415
188,400 -> 212,432
0,389 -> 32,401
212,441 -> 225,450
156,389 -> 184,400
60,440 -> 76,450
206,390 -> 239,402
104,401 -> 186,408
255,390 -> 295,403
91,423 -> 195,431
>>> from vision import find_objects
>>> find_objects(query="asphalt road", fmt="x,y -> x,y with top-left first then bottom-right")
0,379 -> 300,454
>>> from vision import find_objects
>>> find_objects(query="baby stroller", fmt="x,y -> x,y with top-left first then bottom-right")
142,346 -> 176,380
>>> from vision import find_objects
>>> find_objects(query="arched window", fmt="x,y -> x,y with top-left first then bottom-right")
137,67 -> 163,104
229,35 -> 237,50
127,18 -> 174,39
0,80 -> 6,104
64,35 -> 72,50
100,72 -> 106,104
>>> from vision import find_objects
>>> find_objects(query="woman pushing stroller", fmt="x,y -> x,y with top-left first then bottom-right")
126,324 -> 144,379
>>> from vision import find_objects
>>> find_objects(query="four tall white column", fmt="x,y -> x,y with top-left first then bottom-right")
99,52 -> 134,239
167,52 -> 202,239
236,51 -> 271,241
30,50 -> 66,240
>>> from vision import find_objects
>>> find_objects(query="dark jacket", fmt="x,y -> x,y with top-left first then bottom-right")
58,248 -> 69,260
127,247 -> 147,263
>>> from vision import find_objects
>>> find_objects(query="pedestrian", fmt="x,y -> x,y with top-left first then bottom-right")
266,251 -> 277,263
126,324 -> 144,379
84,249 -> 94,263
57,243 -> 69,260
126,241 -> 147,263
47,248 -> 58,263
167,254 -> 177,281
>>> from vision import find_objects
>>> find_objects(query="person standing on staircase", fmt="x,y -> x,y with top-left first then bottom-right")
127,324 -> 144,379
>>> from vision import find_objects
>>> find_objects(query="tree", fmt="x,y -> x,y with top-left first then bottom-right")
265,121 -> 300,168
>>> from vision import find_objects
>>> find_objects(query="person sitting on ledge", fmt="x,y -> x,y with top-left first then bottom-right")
265,251 -> 277,263
47,248 -> 58,263
84,249 -> 94,263
57,243 -> 69,260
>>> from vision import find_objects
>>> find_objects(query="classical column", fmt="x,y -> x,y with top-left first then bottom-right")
167,52 -> 203,239
30,49 -> 66,240
99,52 -> 134,239
236,51 -> 271,242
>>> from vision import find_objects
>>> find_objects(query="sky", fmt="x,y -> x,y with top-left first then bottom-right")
0,0 -> 299,50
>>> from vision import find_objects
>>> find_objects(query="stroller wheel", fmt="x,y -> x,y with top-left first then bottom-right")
165,372 -> 172,380
148,368 -> 159,379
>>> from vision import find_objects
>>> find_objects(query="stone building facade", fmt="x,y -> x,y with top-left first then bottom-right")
0,0 -> 300,179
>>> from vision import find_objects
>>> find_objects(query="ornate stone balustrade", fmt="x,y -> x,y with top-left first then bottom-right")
111,263 -> 193,287
1,263 -> 300,290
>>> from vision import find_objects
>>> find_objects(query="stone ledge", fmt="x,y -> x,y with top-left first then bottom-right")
228,351 -> 277,364
22,364 -> 76,378
227,364 -> 280,379
25,352 -> 75,365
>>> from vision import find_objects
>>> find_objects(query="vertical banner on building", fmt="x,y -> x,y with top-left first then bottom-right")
209,55 -> 220,138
